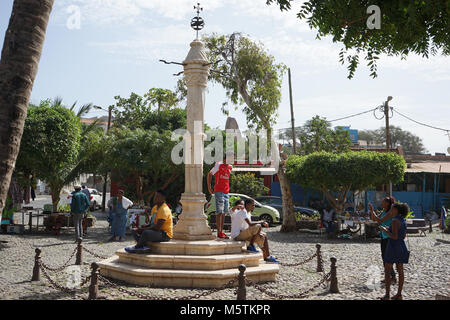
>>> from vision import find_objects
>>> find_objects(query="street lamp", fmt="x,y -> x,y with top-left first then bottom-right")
93,105 -> 113,132
93,105 -> 114,212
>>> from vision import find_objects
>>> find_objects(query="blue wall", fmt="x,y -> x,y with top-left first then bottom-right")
271,182 -> 449,218
366,191 -> 449,218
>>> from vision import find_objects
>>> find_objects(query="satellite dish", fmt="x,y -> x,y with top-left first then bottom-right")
447,147 -> 450,154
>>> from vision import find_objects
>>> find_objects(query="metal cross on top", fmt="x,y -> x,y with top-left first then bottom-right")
191,2 -> 205,39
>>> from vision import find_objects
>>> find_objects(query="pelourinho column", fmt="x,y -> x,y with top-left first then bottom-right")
173,39 -> 215,241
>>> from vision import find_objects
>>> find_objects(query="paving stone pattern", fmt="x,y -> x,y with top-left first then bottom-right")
0,211 -> 449,300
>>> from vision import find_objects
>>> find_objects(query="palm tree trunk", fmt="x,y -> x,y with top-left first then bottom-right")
0,0 -> 54,217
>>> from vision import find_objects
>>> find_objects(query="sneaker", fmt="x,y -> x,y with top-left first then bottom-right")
265,256 -> 280,263
124,245 -> 137,253
133,246 -> 151,254
217,232 -> 229,239
247,244 -> 259,253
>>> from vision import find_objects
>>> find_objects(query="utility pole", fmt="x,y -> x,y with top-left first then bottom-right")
101,106 -> 113,212
384,96 -> 393,196
384,96 -> 393,152
288,68 -> 297,154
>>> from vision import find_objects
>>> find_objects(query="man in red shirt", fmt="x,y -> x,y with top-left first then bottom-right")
207,159 -> 233,239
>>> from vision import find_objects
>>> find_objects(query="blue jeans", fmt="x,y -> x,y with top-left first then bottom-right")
215,192 -> 229,214
132,229 -> 170,248
323,221 -> 334,233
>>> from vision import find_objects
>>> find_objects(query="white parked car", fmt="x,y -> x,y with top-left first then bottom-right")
66,188 -> 103,211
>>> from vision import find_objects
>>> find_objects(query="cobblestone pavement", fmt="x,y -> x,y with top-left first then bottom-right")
0,211 -> 449,300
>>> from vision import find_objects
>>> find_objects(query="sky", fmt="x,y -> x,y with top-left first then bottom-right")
0,0 -> 449,154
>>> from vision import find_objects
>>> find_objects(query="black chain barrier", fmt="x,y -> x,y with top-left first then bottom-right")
280,252 -> 317,267
97,274 -> 238,300
38,260 -> 92,293
81,245 -> 109,260
245,272 -> 331,299
32,243 -> 338,300
39,246 -> 78,272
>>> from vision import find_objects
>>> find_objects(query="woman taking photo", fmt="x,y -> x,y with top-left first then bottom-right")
369,196 -> 396,284
379,202 -> 410,300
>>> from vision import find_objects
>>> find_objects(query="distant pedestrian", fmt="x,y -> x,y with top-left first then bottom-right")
379,202 -> 410,300
81,185 -> 91,205
321,203 -> 336,235
369,196 -> 397,284
108,190 -> 133,242
31,188 -> 36,201
70,186 -> 90,241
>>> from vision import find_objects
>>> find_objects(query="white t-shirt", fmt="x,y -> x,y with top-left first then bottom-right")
230,209 -> 251,239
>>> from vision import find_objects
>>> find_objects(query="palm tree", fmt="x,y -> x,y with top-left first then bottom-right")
0,0 -> 54,217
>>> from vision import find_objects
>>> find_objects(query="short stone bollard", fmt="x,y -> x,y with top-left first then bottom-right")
237,264 -> 246,300
31,248 -> 41,281
75,238 -> 83,265
88,262 -> 99,300
329,257 -> 339,293
316,243 -> 323,272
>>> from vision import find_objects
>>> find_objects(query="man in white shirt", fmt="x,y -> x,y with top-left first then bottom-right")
230,198 -> 280,263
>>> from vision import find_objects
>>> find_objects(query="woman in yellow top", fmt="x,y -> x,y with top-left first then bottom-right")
125,190 -> 172,254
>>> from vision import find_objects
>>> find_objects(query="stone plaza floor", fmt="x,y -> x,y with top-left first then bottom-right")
0,210 -> 449,300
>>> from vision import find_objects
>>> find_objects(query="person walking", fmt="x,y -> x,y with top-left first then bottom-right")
230,198 -> 280,263
108,190 -> 133,242
321,203 -> 336,235
207,155 -> 233,239
70,186 -> 90,241
81,185 -> 91,206
369,196 -> 397,284
126,190 -> 172,253
379,202 -> 410,300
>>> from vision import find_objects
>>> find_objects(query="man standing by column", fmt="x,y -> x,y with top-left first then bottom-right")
70,186 -> 90,242
207,154 -> 233,239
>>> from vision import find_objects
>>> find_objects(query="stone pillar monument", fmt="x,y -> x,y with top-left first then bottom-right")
172,39 -> 215,241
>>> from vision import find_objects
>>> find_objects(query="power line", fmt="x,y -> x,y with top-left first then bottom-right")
329,107 -> 379,122
392,108 -> 450,133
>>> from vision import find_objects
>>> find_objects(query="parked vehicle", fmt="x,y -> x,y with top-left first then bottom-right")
66,188 -> 102,211
254,196 -> 319,221
204,193 -> 280,226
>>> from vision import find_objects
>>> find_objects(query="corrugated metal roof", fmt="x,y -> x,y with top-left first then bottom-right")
405,162 -> 450,173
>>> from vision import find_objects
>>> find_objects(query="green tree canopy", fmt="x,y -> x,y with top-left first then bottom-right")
16,99 -> 81,210
106,128 -> 183,205
297,116 -> 352,154
112,89 -> 183,130
200,33 -> 286,131
358,125 -> 427,153
286,151 -> 406,211
267,0 -> 450,78
230,173 -> 269,198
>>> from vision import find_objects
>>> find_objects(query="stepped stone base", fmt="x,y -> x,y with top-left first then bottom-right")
115,249 -> 262,270
147,239 -> 245,256
98,256 -> 279,288
97,239 -> 279,288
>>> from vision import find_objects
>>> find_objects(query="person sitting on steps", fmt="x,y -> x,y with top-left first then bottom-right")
125,190 -> 173,254
230,198 -> 280,263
